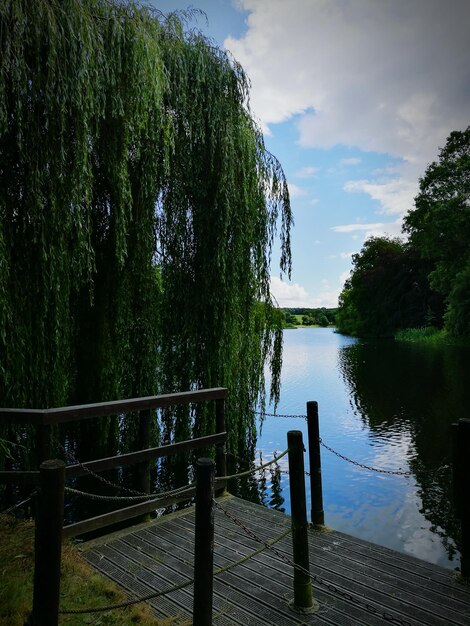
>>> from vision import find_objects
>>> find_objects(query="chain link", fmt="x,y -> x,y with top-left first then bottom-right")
255,410 -> 306,419
214,501 -> 413,626
216,448 -> 289,482
318,438 -> 412,476
255,411 -> 412,477
0,492 -> 36,515
57,439 -> 149,496
60,512 -> 290,615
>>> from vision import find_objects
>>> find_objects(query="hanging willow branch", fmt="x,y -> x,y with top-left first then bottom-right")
0,0 -> 292,461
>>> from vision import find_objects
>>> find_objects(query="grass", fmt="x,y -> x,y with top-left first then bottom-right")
0,513 -> 182,626
394,327 -> 469,346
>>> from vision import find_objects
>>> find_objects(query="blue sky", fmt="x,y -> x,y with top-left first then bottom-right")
151,0 -> 470,307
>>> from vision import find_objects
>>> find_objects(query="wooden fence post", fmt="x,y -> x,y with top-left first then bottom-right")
287,431 -> 318,613
137,409 -> 151,493
31,459 -> 65,626
215,398 -> 227,495
193,458 -> 215,625
35,424 -> 51,467
306,401 -> 325,526
453,419 -> 470,577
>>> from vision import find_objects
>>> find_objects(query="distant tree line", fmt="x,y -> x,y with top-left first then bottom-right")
283,308 -> 337,328
336,127 -> 470,338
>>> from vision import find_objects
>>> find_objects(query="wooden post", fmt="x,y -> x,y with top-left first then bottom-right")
306,401 -> 325,526
454,419 -> 470,577
31,460 -> 65,626
451,423 -> 462,518
137,409 -> 151,496
35,424 -> 51,466
215,398 -> 227,495
287,431 -> 317,613
193,458 -> 215,625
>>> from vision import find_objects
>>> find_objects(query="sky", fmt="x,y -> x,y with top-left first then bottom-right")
151,0 -> 470,308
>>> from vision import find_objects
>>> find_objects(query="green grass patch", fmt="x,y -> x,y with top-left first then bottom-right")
0,514 -> 183,626
394,327 -> 469,346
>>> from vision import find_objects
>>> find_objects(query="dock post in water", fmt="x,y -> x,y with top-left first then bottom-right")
137,408 -> 151,521
193,458 -> 215,625
31,459 -> 65,626
453,418 -> 470,578
306,401 -> 325,526
287,431 -> 318,613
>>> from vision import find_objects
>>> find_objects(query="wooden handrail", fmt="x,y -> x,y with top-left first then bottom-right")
0,433 -> 227,485
65,432 -> 227,478
0,387 -> 228,425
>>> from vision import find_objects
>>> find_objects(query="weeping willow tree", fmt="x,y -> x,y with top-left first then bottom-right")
0,0 -> 291,464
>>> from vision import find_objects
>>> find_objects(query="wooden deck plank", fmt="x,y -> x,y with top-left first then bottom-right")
210,504 -> 470,624
82,495 -> 470,626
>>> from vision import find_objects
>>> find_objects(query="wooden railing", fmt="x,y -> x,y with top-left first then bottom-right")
1,388 -> 228,626
0,387 -> 228,536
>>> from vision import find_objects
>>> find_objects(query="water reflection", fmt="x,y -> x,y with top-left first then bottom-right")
337,338 -> 465,563
254,328 -> 465,568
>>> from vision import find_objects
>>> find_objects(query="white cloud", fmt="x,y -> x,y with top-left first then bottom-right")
270,276 -> 310,307
332,220 -> 404,240
344,177 -> 417,215
270,276 -> 339,308
227,0 -> 470,169
341,158 -> 361,166
294,166 -> 319,178
340,251 -> 354,259
287,182 -> 307,198
339,271 -> 350,286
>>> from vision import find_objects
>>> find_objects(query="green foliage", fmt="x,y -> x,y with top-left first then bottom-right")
0,514 -> 172,625
337,129 -> 470,339
444,264 -> 470,337
0,0 -> 291,460
404,128 -> 470,296
336,237 -> 440,337
403,127 -> 470,337
395,327 -> 445,343
282,307 -> 336,328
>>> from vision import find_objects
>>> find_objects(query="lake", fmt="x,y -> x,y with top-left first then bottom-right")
252,327 -> 468,570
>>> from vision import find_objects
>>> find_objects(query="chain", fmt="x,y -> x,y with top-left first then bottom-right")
253,411 -> 413,477
64,482 -> 194,503
318,438 -> 412,476
60,516 -> 290,615
254,410 -> 305,419
0,491 -> 36,515
216,448 -> 289,482
214,501 -> 412,626
57,439 -> 148,496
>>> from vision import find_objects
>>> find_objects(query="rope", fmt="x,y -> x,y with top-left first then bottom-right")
59,577 -> 194,614
65,449 -> 291,501
215,448 -> 289,482
64,482 -> 194,502
59,515 -> 291,615
213,525 -> 291,574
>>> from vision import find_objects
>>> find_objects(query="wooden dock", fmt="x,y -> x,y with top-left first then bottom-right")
82,495 -> 470,626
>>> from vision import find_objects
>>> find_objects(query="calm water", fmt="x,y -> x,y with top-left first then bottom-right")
254,327 -> 469,569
